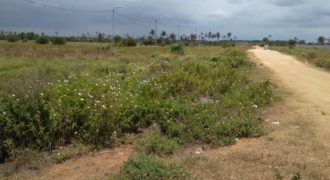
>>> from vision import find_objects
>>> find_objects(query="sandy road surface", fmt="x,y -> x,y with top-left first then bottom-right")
249,47 -> 330,111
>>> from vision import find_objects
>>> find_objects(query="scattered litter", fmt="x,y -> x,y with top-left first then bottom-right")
272,121 -> 280,125
265,119 -> 270,122
235,137 -> 239,142
194,148 -> 203,155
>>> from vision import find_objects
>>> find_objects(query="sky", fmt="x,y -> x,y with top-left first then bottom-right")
0,0 -> 329,41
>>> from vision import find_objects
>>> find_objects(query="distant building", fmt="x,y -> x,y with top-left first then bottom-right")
325,38 -> 330,44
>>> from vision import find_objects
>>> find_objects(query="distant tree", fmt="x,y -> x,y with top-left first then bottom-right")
288,39 -> 296,48
216,32 -> 220,41
169,33 -> 176,42
262,37 -> 269,44
161,31 -> 167,38
149,30 -> 155,37
318,36 -> 325,45
97,33 -> 105,42
36,36 -> 49,44
114,35 -> 123,44
190,34 -> 197,46
227,32 -> 232,40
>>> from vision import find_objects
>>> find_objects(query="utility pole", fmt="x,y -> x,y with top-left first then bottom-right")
154,17 -> 162,39
112,6 -> 122,47
154,19 -> 158,39
177,25 -> 180,41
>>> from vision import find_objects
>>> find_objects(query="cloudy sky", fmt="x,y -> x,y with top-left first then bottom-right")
0,0 -> 329,41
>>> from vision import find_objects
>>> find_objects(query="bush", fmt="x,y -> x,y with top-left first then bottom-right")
170,43 -> 184,55
121,36 -> 137,47
51,37 -> 66,45
117,155 -> 189,180
36,36 -> 49,44
7,35 -> 18,43
137,131 -> 179,156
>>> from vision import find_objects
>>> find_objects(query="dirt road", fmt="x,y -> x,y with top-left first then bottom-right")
249,47 -> 330,111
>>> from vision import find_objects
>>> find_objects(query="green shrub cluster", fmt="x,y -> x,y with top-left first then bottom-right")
170,43 -> 184,55
7,35 -> 18,43
121,36 -> 137,47
0,47 -> 274,162
116,155 -> 190,180
137,130 -> 179,156
51,37 -> 66,45
35,36 -> 49,44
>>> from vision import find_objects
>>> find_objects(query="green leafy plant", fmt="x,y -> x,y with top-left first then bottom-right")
117,155 -> 190,180
137,130 -> 179,156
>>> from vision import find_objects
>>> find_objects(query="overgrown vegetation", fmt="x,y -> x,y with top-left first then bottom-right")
137,130 -> 179,156
170,43 -> 184,55
116,155 -> 190,180
0,43 -> 274,167
51,37 -> 66,45
271,46 -> 330,70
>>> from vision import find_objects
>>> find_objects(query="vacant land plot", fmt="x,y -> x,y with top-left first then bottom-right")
0,42 -> 275,179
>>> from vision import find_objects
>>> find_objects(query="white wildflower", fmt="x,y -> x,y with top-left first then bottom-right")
102,105 -> 106,109
80,98 -> 84,101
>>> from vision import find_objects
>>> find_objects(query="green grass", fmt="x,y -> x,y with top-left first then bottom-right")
271,46 -> 330,71
0,42 -> 274,165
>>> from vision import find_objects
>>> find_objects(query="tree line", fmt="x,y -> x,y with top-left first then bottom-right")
0,30 -> 235,47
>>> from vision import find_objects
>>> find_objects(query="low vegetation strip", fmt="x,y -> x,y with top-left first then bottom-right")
0,44 -> 274,171
271,46 -> 330,71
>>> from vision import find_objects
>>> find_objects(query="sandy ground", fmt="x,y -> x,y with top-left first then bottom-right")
4,47 -> 330,179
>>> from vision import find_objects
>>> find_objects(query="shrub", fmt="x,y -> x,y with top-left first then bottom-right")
121,36 -> 137,47
51,37 -> 66,45
170,43 -> 184,55
137,131 -> 179,156
117,155 -> 189,180
36,36 -> 49,44
7,35 -> 18,43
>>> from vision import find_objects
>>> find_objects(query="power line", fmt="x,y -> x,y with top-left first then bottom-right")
116,12 -> 153,24
23,0 -> 113,13
22,0 -> 202,36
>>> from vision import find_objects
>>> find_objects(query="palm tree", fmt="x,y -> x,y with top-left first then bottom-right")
227,32 -> 232,41
216,32 -> 220,41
